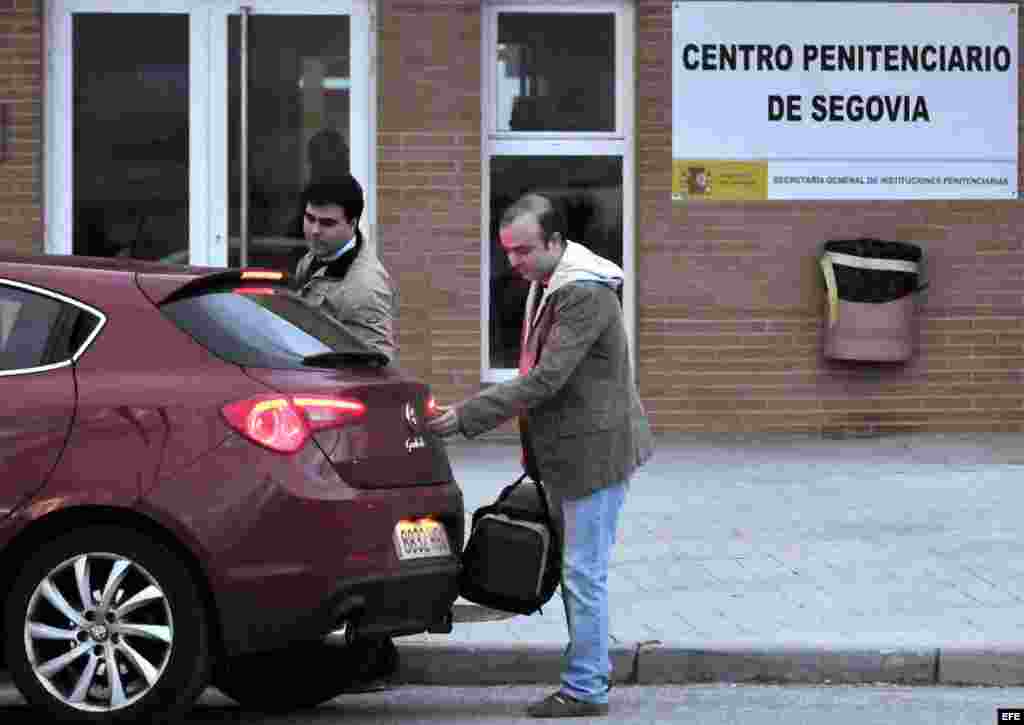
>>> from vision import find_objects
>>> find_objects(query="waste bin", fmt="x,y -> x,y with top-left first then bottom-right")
819,238 -> 924,362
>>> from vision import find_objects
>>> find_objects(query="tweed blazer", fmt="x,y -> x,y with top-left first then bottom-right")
294,237 -> 398,364
459,280 -> 654,501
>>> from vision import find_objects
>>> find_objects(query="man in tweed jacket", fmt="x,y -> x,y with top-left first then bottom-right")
428,193 -> 653,718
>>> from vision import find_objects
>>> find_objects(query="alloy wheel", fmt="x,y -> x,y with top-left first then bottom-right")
22,552 -> 174,713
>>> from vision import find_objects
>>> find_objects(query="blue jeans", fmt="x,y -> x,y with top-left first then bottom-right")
559,481 -> 628,705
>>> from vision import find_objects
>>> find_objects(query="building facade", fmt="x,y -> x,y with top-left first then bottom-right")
2,0 -> 1023,435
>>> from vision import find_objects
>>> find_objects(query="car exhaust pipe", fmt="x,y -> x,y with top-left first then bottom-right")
325,617 -> 359,647
325,595 -> 365,646
331,619 -> 357,645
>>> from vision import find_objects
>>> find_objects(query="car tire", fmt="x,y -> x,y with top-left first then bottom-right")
2,526 -> 210,723
213,636 -> 398,712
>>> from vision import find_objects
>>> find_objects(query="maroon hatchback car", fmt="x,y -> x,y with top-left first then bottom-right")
0,253 -> 463,722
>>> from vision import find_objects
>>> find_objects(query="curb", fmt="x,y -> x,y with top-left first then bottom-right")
4,649 -> 1024,690
396,642 -> 637,685
395,642 -> 1024,687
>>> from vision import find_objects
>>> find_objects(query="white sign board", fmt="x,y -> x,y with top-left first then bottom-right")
672,2 -> 1018,200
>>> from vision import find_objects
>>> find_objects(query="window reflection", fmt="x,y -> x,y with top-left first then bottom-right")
73,15 -> 189,262
228,15 -> 351,270
489,156 -> 623,368
0,286 -> 63,371
496,13 -> 615,132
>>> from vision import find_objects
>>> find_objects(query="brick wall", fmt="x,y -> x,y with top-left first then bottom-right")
0,0 -> 42,254
377,1 -> 497,423
8,0 -> 1024,435
636,0 -> 1024,434
379,0 -> 1024,436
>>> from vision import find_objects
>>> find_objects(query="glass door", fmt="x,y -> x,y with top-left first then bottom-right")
73,14 -> 190,262
47,1 -> 209,263
211,0 -> 371,270
46,0 -> 371,268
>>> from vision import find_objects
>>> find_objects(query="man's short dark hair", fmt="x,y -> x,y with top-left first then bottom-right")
302,174 -> 364,225
500,193 -> 567,246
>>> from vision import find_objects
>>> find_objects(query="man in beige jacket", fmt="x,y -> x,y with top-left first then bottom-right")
428,193 -> 653,718
292,175 -> 397,364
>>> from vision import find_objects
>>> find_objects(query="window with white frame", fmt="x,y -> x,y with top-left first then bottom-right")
482,1 -> 634,381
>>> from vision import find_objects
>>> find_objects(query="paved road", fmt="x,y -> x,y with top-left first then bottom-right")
4,681 -> 1023,725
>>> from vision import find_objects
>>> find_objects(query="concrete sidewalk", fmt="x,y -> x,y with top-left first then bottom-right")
395,433 -> 1024,687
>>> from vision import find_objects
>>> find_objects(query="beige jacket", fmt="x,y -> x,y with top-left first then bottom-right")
294,237 -> 398,364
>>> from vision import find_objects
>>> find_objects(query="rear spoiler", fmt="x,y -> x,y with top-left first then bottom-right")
159,269 -> 292,305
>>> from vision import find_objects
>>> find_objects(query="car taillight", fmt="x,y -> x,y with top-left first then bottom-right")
426,396 -> 438,416
222,395 -> 366,453
241,270 -> 284,280
292,396 -> 366,430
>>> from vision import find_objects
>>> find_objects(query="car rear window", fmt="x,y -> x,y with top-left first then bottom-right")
160,289 -> 375,369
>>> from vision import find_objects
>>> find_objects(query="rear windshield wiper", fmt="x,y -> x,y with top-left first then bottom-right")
302,351 -> 389,369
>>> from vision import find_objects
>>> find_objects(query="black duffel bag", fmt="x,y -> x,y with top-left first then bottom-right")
459,473 -> 562,615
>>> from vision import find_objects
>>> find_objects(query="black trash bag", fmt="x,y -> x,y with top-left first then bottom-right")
823,238 -> 923,304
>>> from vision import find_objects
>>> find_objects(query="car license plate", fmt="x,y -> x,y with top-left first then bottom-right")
394,519 -> 451,560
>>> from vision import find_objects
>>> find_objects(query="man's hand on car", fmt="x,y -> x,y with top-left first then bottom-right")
426,405 -> 461,438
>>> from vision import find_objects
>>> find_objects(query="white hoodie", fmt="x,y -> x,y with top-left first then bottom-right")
522,240 -> 624,339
